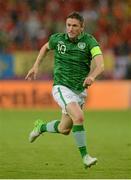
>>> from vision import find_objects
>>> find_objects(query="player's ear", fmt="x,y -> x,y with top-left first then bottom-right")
81,22 -> 84,31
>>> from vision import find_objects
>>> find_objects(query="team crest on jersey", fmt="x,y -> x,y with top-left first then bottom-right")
78,42 -> 86,50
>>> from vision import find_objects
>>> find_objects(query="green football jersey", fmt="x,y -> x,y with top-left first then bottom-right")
48,32 -> 102,93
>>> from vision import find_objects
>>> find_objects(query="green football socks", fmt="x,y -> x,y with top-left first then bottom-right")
40,120 -> 60,133
72,125 -> 88,158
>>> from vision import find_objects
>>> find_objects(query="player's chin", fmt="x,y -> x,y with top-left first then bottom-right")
68,34 -> 76,39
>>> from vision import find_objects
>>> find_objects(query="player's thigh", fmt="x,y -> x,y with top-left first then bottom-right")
52,85 -> 77,114
58,113 -> 73,134
60,113 -> 73,129
66,102 -> 84,124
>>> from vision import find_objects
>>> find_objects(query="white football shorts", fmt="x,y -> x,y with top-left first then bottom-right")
52,85 -> 87,114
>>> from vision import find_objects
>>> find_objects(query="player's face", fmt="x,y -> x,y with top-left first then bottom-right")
66,18 -> 84,39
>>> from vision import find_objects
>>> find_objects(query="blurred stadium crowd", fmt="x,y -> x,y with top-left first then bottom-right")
0,0 -> 131,80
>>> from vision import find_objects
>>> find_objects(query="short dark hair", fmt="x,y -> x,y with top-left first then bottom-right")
66,12 -> 84,25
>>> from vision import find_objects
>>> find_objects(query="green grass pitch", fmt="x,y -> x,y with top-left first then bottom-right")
0,109 -> 131,179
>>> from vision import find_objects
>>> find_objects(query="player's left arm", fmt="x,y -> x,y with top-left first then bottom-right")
83,54 -> 104,87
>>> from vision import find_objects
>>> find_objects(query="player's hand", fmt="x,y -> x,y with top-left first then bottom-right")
25,66 -> 38,80
83,76 -> 94,88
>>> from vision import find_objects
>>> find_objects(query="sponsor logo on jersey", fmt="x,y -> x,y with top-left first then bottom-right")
78,42 -> 86,50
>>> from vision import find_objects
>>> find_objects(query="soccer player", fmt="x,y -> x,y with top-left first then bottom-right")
25,12 -> 104,168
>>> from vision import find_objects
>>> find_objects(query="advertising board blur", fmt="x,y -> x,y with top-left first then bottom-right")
0,81 -> 130,110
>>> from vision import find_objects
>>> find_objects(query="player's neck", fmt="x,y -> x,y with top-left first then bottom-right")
69,34 -> 80,42
68,32 -> 83,42
69,37 -> 78,42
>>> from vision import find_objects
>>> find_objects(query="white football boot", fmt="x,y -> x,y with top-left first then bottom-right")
83,154 -> 97,168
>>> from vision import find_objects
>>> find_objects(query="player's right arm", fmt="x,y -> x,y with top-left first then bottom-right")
25,42 -> 49,80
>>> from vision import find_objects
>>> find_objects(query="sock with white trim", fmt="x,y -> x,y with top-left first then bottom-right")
40,120 -> 60,133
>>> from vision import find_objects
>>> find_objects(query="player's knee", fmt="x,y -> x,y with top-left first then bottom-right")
74,114 -> 84,124
62,129 -> 71,135
58,126 -> 71,135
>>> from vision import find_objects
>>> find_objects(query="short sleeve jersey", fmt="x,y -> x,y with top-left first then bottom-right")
48,32 -> 102,93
